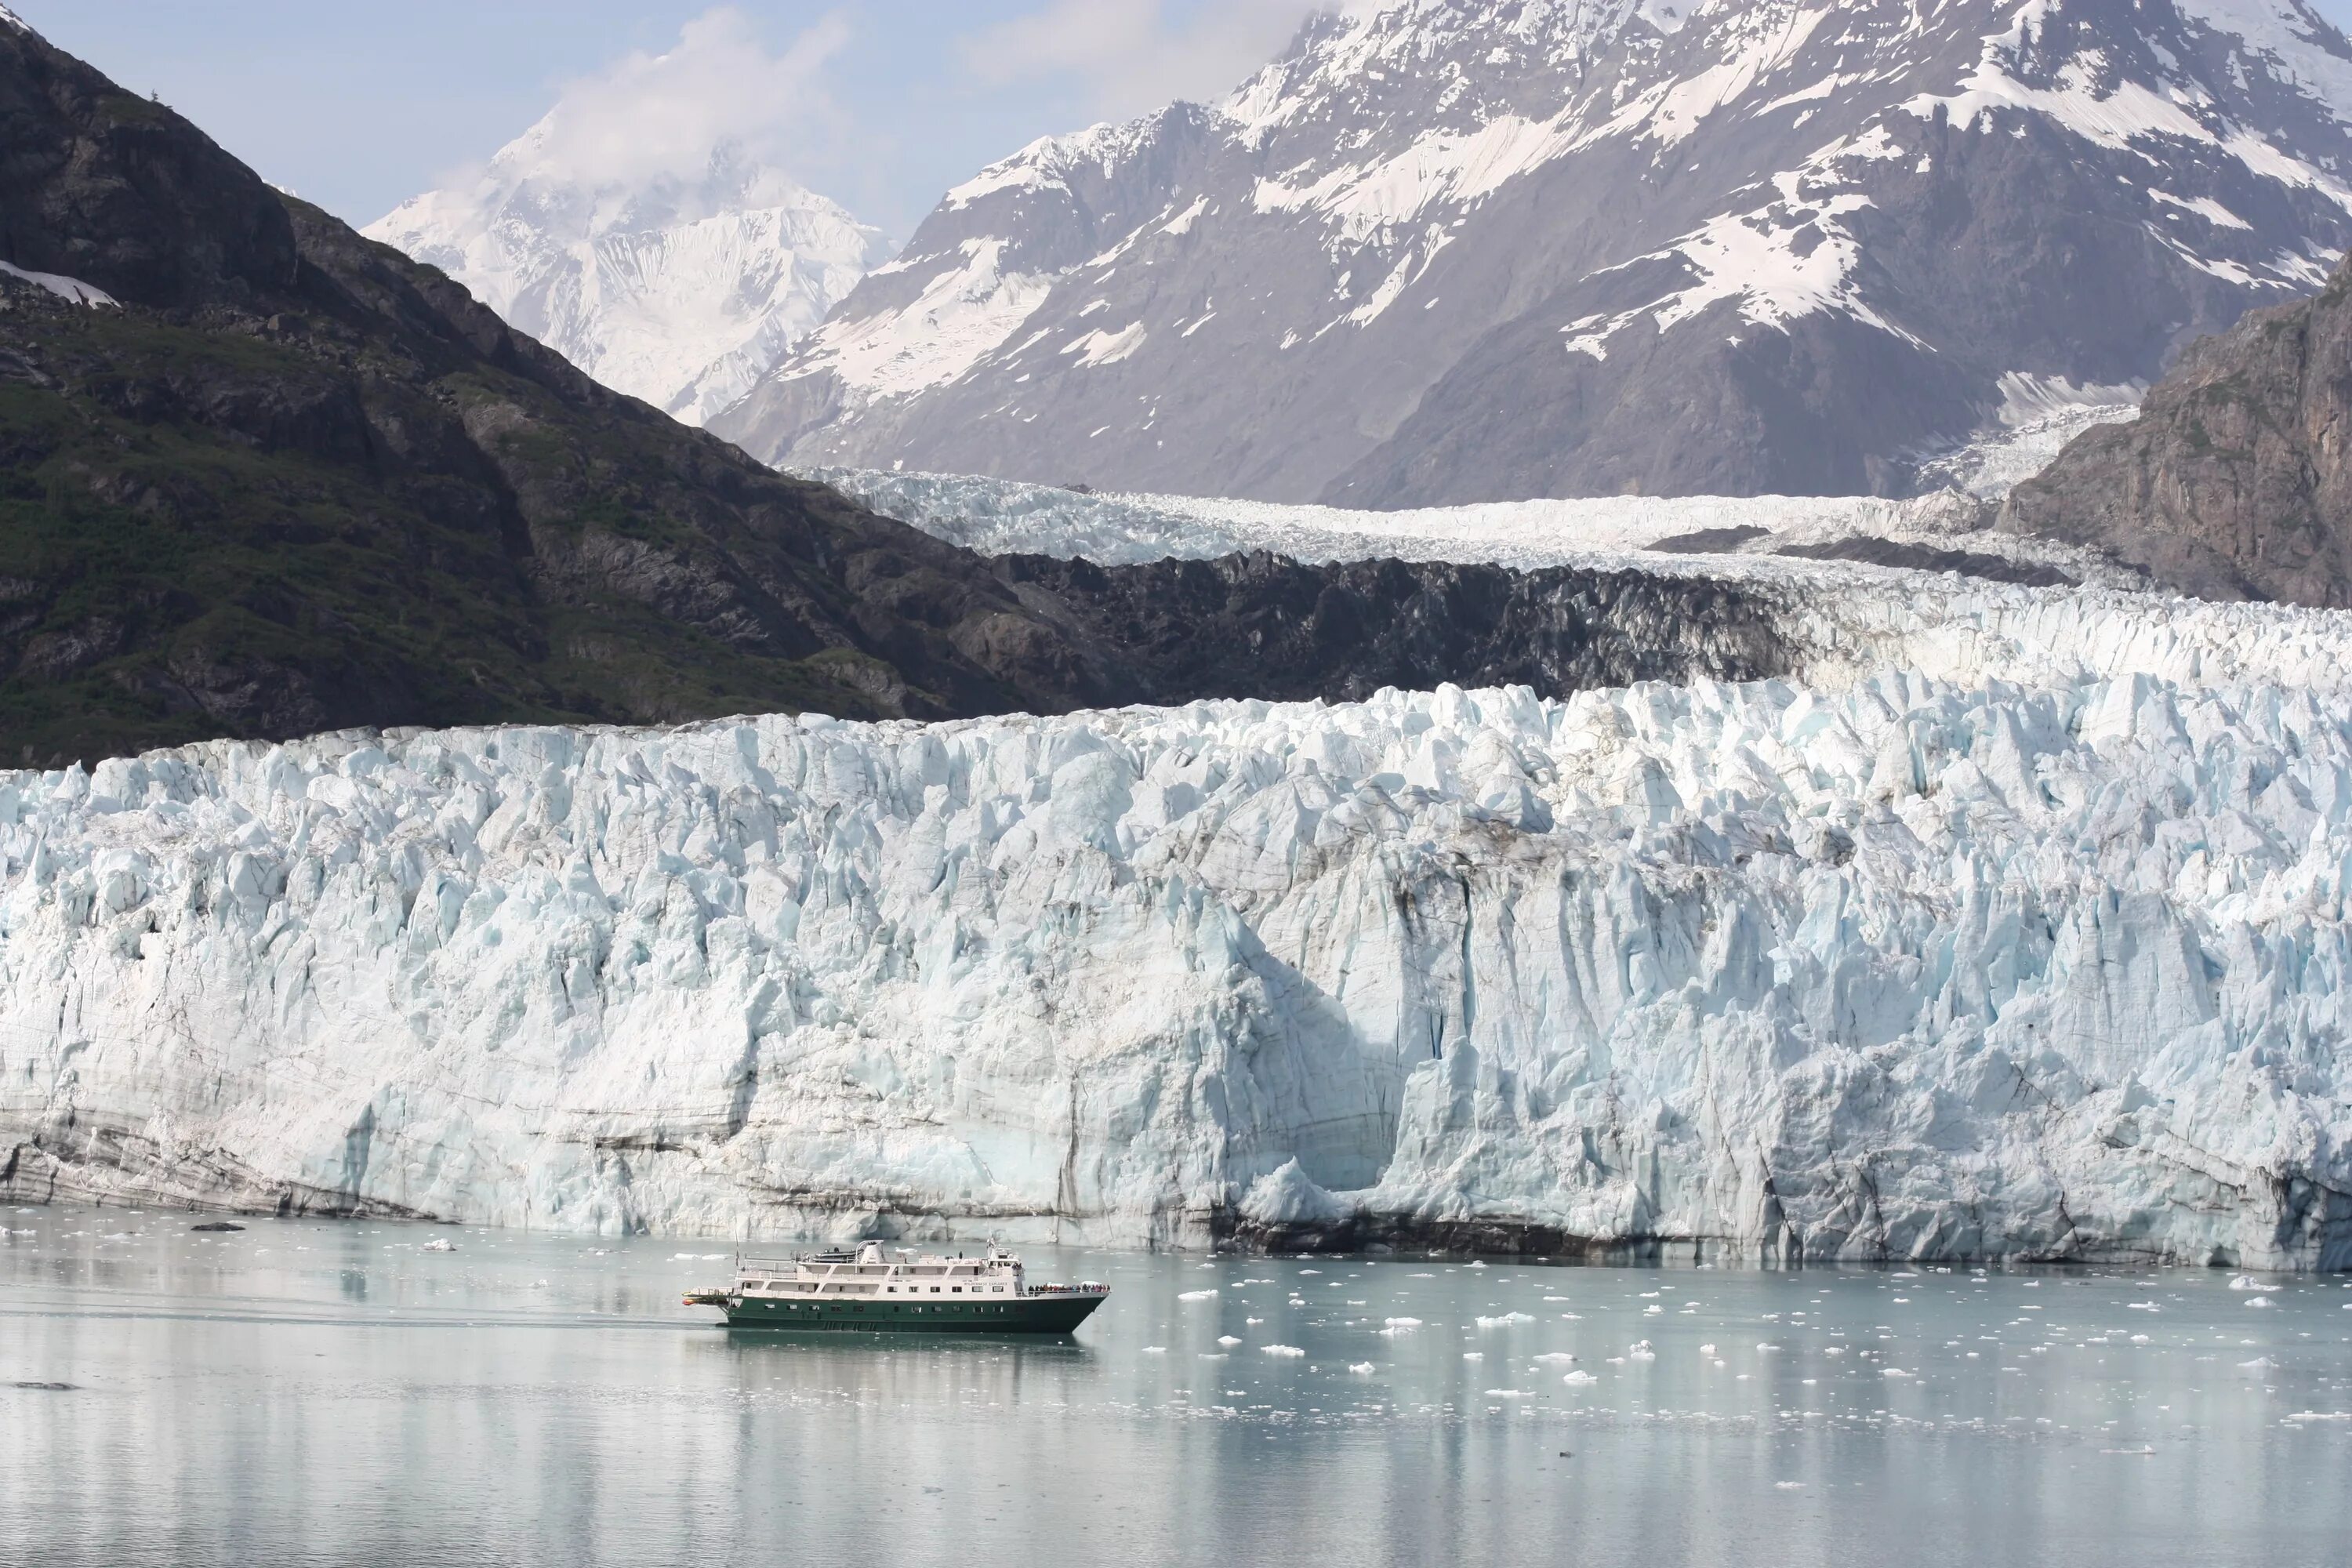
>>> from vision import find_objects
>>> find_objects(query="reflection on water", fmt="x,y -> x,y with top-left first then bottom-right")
2,1207 -> 2348,1567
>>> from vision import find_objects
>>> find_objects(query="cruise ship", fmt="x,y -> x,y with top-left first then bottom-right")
684,1241 -> 1109,1334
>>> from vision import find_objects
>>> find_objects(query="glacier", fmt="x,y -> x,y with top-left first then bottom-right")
795,412 -> 2143,587
5,561 -> 2351,1268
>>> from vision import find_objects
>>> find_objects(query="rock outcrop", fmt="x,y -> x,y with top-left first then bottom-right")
2007,257 -> 2352,607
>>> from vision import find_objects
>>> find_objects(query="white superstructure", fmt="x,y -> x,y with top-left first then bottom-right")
734,1241 -> 1029,1301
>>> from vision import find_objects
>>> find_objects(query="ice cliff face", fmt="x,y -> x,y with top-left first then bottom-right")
5,572 -> 2350,1268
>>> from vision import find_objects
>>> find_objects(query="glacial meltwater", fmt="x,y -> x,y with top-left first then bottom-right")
3,1210 -> 2347,1567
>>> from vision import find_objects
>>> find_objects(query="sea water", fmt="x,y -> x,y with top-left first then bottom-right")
3,1208 -> 2347,1567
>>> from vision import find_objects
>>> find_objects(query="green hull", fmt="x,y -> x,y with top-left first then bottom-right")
717,1292 -> 1106,1334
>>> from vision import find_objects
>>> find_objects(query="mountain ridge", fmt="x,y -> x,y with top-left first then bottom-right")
714,0 -> 2352,506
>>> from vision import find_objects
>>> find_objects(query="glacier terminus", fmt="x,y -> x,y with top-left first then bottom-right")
5,557 -> 2350,1270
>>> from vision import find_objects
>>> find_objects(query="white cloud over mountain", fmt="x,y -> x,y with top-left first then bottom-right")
479,5 -> 854,194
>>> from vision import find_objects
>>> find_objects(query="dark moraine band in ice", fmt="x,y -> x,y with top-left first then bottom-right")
4,562 -> 2351,1269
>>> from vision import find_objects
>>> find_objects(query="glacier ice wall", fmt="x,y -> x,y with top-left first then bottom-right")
5,650 -> 2350,1265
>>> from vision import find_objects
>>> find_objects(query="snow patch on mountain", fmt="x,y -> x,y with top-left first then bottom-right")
366,130 -> 891,426
0,259 -> 117,308
790,238 -> 1059,401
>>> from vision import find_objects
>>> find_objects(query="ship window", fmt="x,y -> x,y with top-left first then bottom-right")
931,1287 -> 940,1294
952,1287 -> 962,1294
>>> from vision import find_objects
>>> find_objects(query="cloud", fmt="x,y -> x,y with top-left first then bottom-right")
960,0 -> 1338,123
503,6 -> 854,190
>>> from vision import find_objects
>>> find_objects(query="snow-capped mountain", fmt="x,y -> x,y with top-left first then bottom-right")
368,129 -> 893,426
713,0 -> 2352,503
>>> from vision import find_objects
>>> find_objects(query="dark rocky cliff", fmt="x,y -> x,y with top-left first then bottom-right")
2005,253 -> 2352,607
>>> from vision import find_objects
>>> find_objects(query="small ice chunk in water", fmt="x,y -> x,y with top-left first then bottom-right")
1348,1363 -> 1375,1374
1699,1343 -> 1717,1355
1463,1352 -> 1484,1361
423,1239 -> 456,1253
1142,1347 -> 1167,1355
1475,1312 -> 1534,1327
1563,1370 -> 1599,1385
1261,1345 -> 1305,1357
1534,1352 -> 1577,1364
1218,1335 -> 1243,1346
1178,1290 -> 1219,1301
1385,1317 -> 1423,1328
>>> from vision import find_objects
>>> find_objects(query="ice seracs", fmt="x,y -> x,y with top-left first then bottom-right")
3,551 -> 2350,1267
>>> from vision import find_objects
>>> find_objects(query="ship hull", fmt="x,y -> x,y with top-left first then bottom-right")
718,1293 -> 1106,1334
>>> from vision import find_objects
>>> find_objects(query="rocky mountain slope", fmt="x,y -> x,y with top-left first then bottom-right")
366,136 -> 892,427
0,16 -> 1792,768
716,0 -> 2352,506
2007,248 -> 2352,606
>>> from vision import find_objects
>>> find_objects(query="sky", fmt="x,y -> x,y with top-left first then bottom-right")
19,1 -> 2352,238
13,1 -> 1338,238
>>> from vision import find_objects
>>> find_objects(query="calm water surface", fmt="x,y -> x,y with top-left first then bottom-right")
3,1207 -> 2349,1567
